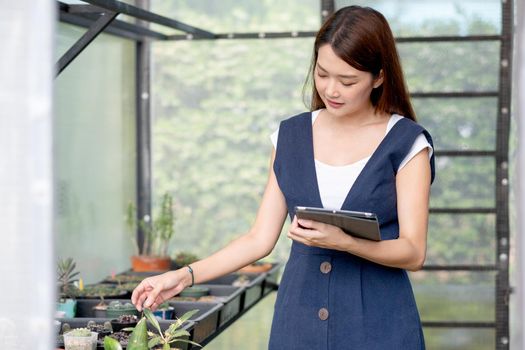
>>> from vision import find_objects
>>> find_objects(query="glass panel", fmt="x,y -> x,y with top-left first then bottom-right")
55,22 -> 86,60
335,0 -> 501,36
152,38 -> 312,261
411,271 -> 495,321
400,42 -> 500,93
151,0 -> 321,33
430,157 -> 495,208
55,23 -> 137,283
423,328 -> 495,350
414,98 -> 497,151
426,214 -> 496,265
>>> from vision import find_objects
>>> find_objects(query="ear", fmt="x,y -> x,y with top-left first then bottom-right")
373,69 -> 384,89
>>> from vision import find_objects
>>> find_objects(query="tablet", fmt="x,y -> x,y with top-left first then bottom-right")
295,206 -> 381,241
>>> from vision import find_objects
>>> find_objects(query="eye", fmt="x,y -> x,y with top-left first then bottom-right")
342,82 -> 355,87
316,71 -> 328,78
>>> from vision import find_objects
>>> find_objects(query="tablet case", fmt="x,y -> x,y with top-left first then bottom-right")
295,206 -> 382,241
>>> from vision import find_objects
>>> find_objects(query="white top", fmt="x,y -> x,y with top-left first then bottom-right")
271,110 -> 433,209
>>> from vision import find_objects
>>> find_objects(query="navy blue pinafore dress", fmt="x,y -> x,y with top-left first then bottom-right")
269,112 -> 436,350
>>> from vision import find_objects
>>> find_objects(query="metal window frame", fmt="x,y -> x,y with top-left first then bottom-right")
55,0 -> 513,347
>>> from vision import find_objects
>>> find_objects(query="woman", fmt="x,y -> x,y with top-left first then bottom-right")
132,5 -> 435,349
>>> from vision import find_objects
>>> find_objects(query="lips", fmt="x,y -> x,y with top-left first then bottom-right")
326,99 -> 344,108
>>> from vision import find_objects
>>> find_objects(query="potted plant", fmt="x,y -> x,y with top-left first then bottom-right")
110,314 -> 139,332
86,320 -> 112,340
57,257 -> 80,318
63,327 -> 98,350
93,296 -> 108,318
127,192 -> 176,272
106,301 -> 140,319
106,308 -> 200,350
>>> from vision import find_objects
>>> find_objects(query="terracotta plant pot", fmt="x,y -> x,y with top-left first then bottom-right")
131,255 -> 171,272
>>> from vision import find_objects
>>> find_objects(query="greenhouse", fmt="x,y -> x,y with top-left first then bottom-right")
1,0 -> 525,349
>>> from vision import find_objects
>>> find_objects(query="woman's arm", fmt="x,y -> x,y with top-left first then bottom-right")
288,148 -> 431,271
132,149 -> 288,310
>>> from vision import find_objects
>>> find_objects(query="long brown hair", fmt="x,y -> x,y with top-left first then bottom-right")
303,6 -> 416,121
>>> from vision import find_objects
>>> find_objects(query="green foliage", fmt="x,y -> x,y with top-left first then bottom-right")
103,336 -> 123,350
156,193 -> 175,257
126,192 -> 176,257
173,251 -> 199,266
57,257 -> 79,299
144,308 -> 201,349
126,317 -> 148,350
112,309 -> 201,350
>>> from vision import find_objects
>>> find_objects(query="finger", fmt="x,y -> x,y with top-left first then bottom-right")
297,218 -> 313,228
131,283 -> 143,305
298,218 -> 328,232
149,301 -> 160,311
289,223 -> 314,237
143,285 -> 163,309
292,215 -> 299,227
135,286 -> 154,312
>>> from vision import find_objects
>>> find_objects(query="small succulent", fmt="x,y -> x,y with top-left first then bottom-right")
66,328 -> 92,337
61,323 -> 71,334
108,301 -> 135,310
116,314 -> 138,323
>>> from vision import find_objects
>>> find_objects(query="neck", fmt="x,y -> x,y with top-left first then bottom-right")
324,106 -> 387,128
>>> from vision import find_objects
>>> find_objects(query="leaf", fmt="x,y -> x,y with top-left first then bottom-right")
143,308 -> 162,335
166,329 -> 189,339
175,309 -> 199,325
147,336 -> 162,348
103,336 -> 123,350
126,317 -> 148,350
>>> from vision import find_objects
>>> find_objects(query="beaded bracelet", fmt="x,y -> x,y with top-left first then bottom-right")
186,265 -> 195,287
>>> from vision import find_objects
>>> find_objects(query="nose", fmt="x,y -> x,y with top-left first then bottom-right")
325,79 -> 340,98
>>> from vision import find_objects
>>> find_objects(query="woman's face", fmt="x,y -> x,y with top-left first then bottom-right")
314,44 -> 383,118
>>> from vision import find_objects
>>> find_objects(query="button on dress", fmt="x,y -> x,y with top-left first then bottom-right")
269,112 -> 436,350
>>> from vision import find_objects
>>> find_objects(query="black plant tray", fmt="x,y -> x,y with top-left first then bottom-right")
180,284 -> 243,328
57,317 -> 195,350
164,300 -> 222,346
76,298 -> 133,318
206,272 -> 266,310
56,317 -> 194,350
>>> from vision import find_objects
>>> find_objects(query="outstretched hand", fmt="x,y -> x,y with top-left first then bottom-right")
287,215 -> 354,251
131,269 -> 189,311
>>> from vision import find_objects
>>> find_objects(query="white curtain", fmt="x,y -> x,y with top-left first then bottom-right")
0,1 -> 55,349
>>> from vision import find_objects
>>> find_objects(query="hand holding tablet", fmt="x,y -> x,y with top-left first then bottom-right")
295,206 -> 382,241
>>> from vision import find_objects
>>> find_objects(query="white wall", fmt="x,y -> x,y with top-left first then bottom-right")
0,0 -> 55,349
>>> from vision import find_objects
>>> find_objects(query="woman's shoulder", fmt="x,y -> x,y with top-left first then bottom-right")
270,110 -> 313,148
390,114 -> 433,138
279,110 -> 313,126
